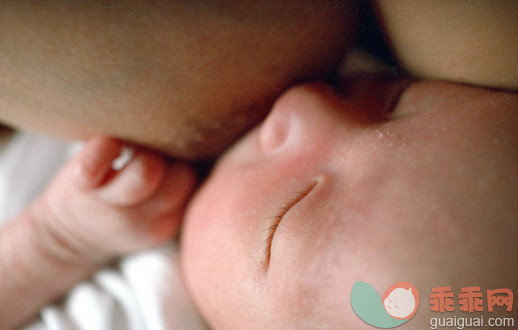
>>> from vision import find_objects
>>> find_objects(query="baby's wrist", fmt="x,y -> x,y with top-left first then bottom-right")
26,197 -> 112,269
0,201 -> 103,328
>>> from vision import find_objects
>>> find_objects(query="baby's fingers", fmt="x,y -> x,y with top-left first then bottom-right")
135,162 -> 197,244
71,136 -> 123,189
95,149 -> 166,206
141,162 -> 197,215
109,161 -> 197,252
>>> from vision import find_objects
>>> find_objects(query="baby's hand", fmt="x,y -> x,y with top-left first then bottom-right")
29,136 -> 196,265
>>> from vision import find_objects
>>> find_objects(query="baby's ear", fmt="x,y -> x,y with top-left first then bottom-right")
71,136 -> 124,190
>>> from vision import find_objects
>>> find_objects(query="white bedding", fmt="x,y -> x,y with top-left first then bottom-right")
0,131 -> 206,330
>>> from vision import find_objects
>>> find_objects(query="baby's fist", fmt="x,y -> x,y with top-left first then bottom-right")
29,136 -> 196,265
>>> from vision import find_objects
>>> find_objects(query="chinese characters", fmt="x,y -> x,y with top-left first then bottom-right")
430,287 -> 513,313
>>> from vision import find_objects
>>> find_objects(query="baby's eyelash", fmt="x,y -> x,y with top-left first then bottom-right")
264,208 -> 288,266
263,182 -> 318,271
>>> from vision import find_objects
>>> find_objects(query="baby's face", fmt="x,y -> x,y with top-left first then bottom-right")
181,78 -> 517,328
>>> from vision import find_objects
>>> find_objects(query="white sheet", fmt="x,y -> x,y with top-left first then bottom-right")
0,131 -> 206,330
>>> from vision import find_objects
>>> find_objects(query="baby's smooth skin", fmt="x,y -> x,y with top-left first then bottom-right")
0,137 -> 195,329
181,77 -> 517,328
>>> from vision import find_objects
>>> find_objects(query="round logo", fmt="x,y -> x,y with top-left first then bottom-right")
351,281 -> 420,328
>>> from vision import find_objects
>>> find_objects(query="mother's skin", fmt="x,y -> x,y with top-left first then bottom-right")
0,0 -> 358,159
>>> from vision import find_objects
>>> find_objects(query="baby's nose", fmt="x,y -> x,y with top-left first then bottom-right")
258,82 -> 360,155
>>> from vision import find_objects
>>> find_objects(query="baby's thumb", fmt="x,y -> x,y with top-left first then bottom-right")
95,148 -> 166,206
71,136 -> 124,189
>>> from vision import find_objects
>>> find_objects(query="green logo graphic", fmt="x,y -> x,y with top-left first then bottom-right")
351,281 -> 419,328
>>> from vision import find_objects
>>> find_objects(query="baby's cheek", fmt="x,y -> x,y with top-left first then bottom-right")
180,195 -> 259,327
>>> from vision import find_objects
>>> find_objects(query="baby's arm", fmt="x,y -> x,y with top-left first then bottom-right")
0,136 -> 196,329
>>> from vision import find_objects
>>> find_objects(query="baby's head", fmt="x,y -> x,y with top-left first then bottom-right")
181,77 -> 517,328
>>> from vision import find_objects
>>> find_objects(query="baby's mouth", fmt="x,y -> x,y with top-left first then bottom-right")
263,180 -> 319,272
